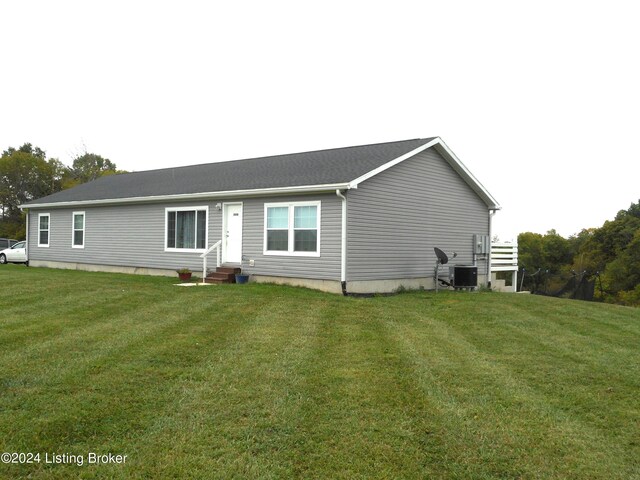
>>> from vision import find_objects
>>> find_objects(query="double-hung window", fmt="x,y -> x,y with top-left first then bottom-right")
38,213 -> 50,247
264,201 -> 320,256
165,206 -> 207,251
72,212 -> 85,248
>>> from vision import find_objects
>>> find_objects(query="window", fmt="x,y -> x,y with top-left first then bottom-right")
165,207 -> 208,251
264,202 -> 320,256
72,212 -> 85,248
266,206 -> 289,251
38,213 -> 50,247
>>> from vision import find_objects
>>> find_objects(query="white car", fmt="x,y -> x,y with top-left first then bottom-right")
0,241 -> 27,264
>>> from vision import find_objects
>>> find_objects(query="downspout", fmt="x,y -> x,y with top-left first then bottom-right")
24,208 -> 29,266
336,189 -> 347,295
488,208 -> 498,288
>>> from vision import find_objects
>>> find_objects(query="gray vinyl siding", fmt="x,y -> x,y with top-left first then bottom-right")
27,193 -> 342,280
27,201 -> 222,272
346,147 -> 490,281
241,194 -> 341,280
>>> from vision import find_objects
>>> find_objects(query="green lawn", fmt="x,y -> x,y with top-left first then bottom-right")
0,265 -> 639,479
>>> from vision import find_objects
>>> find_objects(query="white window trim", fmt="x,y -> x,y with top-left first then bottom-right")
263,201 -> 321,257
164,206 -> 209,253
72,211 -> 85,249
38,213 -> 50,247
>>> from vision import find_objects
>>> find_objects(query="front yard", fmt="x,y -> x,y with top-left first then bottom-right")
1,265 -> 639,479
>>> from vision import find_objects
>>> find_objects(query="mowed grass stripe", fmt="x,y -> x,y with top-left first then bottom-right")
480,292 -> 640,337
0,293 -> 178,357
0,267 -> 176,351
2,303 -> 245,430
0,286 -> 229,379
370,300 -> 535,479
120,288 -> 330,479
280,300 -> 448,479
380,295 -> 637,478
437,295 -> 640,474
1,286 -> 275,478
436,294 -> 639,387
433,294 -> 640,418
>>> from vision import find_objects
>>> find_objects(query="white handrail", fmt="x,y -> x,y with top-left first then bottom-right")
200,240 -> 222,284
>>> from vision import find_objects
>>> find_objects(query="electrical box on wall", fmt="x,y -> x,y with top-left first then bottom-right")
474,234 -> 490,254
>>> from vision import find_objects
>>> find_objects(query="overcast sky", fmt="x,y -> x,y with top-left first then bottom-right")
2,1 -> 638,240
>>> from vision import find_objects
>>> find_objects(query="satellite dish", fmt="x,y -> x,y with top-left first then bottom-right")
434,247 -> 449,265
434,247 -> 458,293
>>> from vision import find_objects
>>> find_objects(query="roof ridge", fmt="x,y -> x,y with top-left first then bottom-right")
122,138 -> 432,175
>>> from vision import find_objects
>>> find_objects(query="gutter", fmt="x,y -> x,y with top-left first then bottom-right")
24,208 -> 29,265
20,182 -> 352,210
336,189 -> 348,295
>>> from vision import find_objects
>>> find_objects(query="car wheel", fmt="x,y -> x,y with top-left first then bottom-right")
0,254 -> 6,264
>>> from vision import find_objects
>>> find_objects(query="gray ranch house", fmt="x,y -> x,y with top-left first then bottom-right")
21,137 -> 500,294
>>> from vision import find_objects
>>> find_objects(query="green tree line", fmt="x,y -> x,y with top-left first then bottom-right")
518,200 -> 640,306
0,143 -> 123,240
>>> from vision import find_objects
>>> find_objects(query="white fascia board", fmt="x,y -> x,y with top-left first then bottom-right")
348,137 -> 501,210
432,139 -> 501,210
19,183 -> 351,209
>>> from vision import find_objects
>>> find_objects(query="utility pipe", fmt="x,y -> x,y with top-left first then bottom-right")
488,208 -> 498,288
24,209 -> 29,265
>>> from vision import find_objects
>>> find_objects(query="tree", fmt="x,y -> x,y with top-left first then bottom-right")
0,145 -> 64,218
518,201 -> 640,305
604,230 -> 640,291
72,153 -> 118,183
2,143 -> 46,160
517,230 -> 573,271
517,232 -> 544,271
1,143 -> 123,240
573,200 -> 640,273
0,144 -> 72,239
541,230 -> 573,272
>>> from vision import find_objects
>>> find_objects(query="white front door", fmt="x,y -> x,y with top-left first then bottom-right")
223,203 -> 243,264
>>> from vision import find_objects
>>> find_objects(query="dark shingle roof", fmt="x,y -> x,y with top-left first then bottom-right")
23,138 -> 435,206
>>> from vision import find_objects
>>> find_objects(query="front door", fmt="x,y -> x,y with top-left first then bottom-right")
223,203 -> 243,264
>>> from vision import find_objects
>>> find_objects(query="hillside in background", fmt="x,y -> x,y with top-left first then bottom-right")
518,200 -> 640,306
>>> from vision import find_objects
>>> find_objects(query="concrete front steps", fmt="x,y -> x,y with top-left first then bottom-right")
204,266 -> 241,284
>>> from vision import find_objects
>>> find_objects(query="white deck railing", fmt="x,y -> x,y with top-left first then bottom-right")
200,240 -> 222,284
491,242 -> 518,292
491,242 -> 518,271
